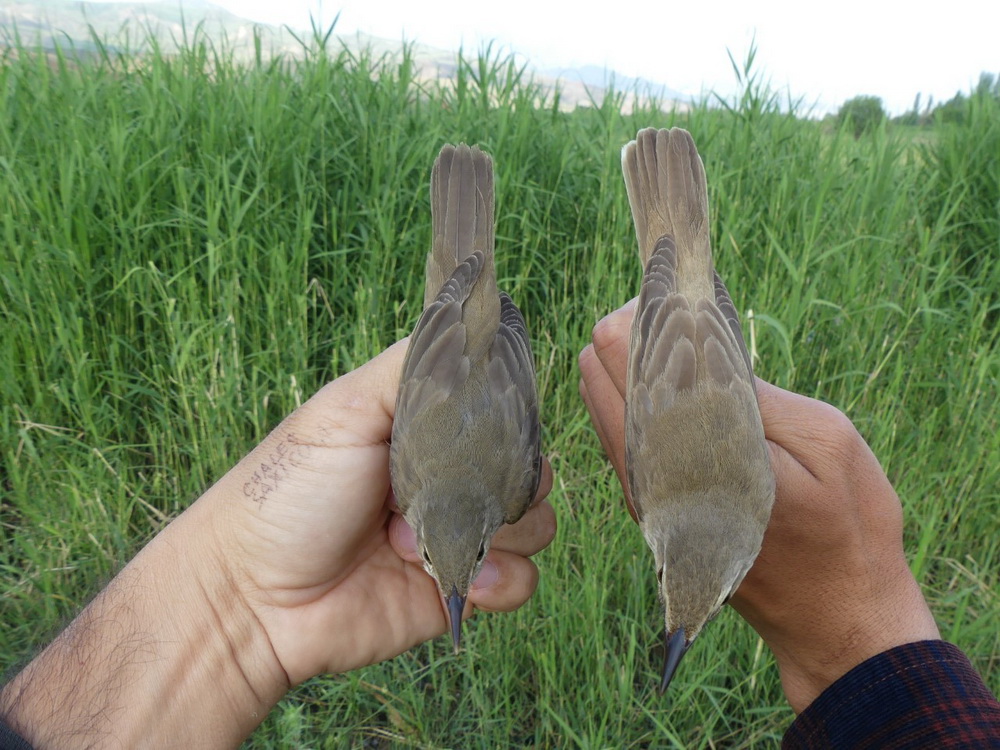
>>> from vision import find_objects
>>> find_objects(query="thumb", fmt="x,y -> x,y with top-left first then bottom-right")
216,339 -> 408,508
292,338 -> 409,446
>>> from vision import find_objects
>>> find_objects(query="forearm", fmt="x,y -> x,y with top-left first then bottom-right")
0,502 -> 288,749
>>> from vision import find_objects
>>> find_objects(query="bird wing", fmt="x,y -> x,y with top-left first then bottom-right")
488,291 -> 542,523
712,272 -> 754,384
394,252 -> 485,433
625,234 -> 688,523
622,128 -> 759,524
625,236 -> 756,523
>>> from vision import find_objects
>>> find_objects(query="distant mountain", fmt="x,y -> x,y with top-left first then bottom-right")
0,0 -> 301,57
0,0 -> 687,113
544,63 -> 689,104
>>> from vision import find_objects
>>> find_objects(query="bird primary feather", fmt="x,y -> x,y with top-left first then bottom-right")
621,128 -> 775,692
390,143 -> 542,651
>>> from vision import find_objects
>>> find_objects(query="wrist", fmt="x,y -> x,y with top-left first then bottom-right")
0,501 -> 289,748
147,500 -> 292,736
768,571 -> 940,713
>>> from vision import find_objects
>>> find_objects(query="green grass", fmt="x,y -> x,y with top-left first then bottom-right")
2,27 -> 999,748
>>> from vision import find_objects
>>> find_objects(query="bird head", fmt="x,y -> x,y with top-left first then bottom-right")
644,506 -> 758,693
408,492 -> 504,652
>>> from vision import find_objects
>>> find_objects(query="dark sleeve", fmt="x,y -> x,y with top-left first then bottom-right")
783,640 -> 1000,749
0,720 -> 33,750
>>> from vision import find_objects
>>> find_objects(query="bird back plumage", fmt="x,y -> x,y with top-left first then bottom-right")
621,128 -> 774,645
390,144 -> 541,618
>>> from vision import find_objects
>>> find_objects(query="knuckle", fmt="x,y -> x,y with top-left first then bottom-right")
829,410 -> 863,454
591,311 -> 629,354
813,402 -> 865,463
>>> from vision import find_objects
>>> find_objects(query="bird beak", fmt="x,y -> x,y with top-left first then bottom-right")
659,627 -> 689,694
446,586 -> 466,653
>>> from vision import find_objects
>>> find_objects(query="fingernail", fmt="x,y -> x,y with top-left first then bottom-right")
471,559 -> 499,590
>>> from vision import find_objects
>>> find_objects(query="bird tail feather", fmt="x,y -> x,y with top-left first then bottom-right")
621,128 -> 713,299
425,144 -> 496,308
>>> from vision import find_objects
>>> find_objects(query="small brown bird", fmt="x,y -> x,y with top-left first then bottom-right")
621,128 -> 775,692
390,143 -> 542,651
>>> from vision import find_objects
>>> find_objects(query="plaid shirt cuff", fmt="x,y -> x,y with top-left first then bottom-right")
0,720 -> 33,750
783,640 -> 1000,748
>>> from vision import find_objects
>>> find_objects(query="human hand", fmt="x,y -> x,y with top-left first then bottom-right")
579,302 -> 939,712
0,340 -> 555,749
204,338 -> 556,685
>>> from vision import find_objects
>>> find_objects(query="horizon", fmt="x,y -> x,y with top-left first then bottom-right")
8,0 -> 999,116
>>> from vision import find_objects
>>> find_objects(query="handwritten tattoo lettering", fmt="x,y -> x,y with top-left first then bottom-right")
242,433 -> 310,506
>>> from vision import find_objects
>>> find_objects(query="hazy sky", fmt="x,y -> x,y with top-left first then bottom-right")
101,0 -> 998,115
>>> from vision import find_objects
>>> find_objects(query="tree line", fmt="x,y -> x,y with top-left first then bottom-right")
836,71 -> 1000,136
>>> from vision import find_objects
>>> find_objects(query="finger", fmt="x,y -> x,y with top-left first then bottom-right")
755,378 -> 857,479
589,298 -> 637,398
467,549 -> 539,613
389,512 -> 420,562
531,456 -> 554,508
389,522 -> 542,617
581,377 -> 637,522
579,353 -> 627,488
490,501 -> 557,556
